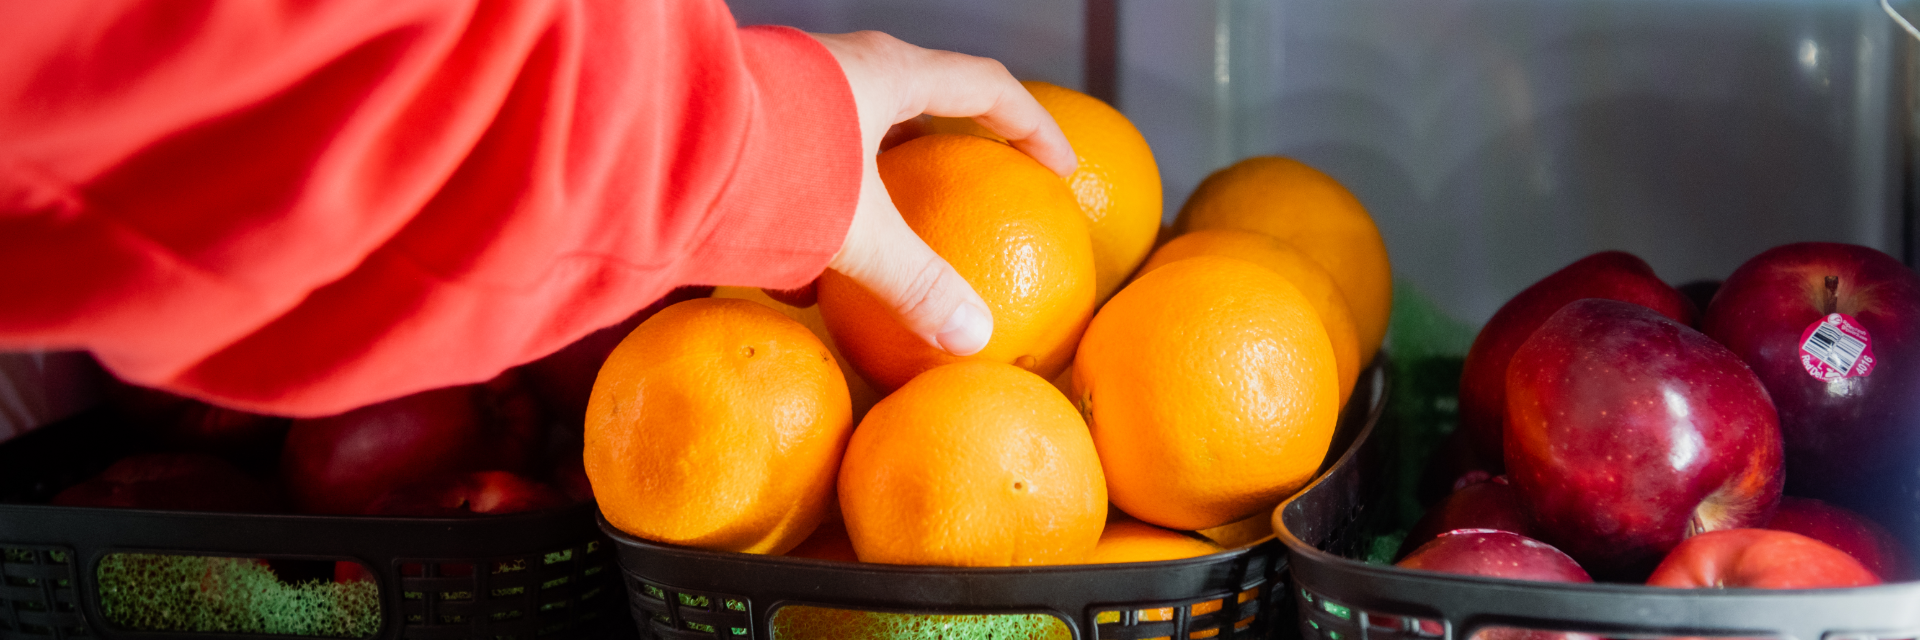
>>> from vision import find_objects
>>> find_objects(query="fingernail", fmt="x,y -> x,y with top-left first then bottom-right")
935,303 -> 993,356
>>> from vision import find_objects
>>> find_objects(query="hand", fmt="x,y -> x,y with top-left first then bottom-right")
808,31 -> 1076,356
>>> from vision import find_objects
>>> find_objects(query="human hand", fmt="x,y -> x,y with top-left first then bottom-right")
807,31 -> 1076,356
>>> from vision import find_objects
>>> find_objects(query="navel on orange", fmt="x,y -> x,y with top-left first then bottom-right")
585,298 -> 852,554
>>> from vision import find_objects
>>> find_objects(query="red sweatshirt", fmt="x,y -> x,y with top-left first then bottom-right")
0,1 -> 862,417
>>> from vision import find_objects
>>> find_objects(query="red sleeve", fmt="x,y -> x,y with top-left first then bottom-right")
0,0 -> 862,416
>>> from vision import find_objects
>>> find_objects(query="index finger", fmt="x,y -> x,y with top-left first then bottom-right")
905,50 -> 1078,178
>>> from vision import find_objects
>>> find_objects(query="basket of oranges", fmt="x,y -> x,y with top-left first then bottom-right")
583,83 -> 1396,640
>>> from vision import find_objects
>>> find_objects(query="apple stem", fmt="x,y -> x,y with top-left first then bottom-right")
1824,276 -> 1839,315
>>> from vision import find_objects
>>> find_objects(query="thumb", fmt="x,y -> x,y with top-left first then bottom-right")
829,164 -> 994,356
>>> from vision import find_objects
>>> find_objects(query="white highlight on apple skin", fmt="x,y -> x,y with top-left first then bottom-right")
1664,387 -> 1703,472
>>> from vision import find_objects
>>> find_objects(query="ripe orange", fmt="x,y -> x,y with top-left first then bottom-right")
929,81 -> 1162,304
818,134 -> 1096,392
584,298 -> 852,554
1175,156 -> 1391,366
1086,517 -> 1223,564
1073,256 -> 1339,531
838,361 -> 1106,566
1138,229 -> 1362,407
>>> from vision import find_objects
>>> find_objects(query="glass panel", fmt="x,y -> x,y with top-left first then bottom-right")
98,553 -> 380,638
771,604 -> 1071,640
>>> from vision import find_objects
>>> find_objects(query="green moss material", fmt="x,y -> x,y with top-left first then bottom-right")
97,554 -> 381,637
772,606 -> 1071,640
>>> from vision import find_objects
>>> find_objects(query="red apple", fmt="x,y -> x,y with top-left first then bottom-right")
1398,475 -> 1535,559
1459,252 -> 1697,470
1397,530 -> 1595,640
281,386 -> 488,515
363,470 -> 569,517
1399,529 -> 1592,583
1699,242 -> 1920,533
102,378 -> 289,464
1646,528 -> 1879,589
1766,496 -> 1913,582
1505,299 -> 1782,580
52,453 -> 280,512
1416,428 -> 1500,508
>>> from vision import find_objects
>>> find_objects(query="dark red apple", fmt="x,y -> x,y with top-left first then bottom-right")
519,285 -> 711,424
102,378 -> 289,465
281,386 -> 488,515
1766,496 -> 1914,582
1505,299 -> 1782,580
1398,475 -> 1535,559
1416,427 -> 1500,508
52,452 -> 280,512
1699,242 -> 1920,532
1399,529 -> 1592,582
1646,528 -> 1879,589
1459,252 -> 1697,470
363,471 -> 568,517
1397,530 -> 1595,640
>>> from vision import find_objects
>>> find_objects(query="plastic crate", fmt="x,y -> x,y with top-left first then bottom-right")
0,410 -> 632,640
600,365 -> 1387,640
1275,370 -> 1920,640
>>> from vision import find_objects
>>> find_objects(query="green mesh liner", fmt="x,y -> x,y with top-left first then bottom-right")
771,605 -> 1072,640
1368,280 -> 1476,563
97,554 -> 381,637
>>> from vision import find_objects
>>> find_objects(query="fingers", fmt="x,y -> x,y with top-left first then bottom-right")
829,163 -> 994,356
810,31 -> 1076,177
906,48 -> 1077,177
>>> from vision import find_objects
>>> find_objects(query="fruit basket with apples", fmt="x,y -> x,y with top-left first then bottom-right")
1276,245 -> 1920,640
0,289 -> 715,640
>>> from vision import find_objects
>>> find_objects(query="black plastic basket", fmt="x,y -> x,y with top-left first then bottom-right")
600,365 -> 1387,640
1275,385 -> 1920,640
0,411 -> 632,640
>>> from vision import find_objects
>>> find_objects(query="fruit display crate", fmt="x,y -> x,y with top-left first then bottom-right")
599,364 -> 1386,640
0,410 -> 632,640
1275,382 -> 1920,640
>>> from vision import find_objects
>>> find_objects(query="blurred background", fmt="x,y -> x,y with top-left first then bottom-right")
730,0 -> 1917,324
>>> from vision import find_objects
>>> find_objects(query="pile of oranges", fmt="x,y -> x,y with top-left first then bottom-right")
584,82 -> 1393,567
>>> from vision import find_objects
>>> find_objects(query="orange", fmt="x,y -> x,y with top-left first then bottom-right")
1073,256 -> 1339,531
784,516 -> 859,563
1196,507 -> 1277,549
1138,229 -> 1362,407
584,298 -> 852,554
711,286 -> 882,423
1086,517 -> 1223,563
818,134 -> 1095,392
928,81 -> 1162,304
838,361 -> 1106,566
1175,156 -> 1391,366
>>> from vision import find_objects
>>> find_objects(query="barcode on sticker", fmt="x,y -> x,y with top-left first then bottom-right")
1804,321 -> 1868,373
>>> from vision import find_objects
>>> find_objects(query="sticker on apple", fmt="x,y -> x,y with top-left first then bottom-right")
1799,313 -> 1875,380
